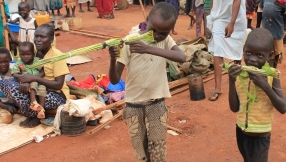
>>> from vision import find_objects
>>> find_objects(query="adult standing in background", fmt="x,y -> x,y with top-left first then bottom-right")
28,0 -> 50,12
204,0 -> 212,38
64,0 -> 76,17
96,0 -> 117,19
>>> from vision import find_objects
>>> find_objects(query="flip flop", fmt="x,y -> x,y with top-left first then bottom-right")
208,92 -> 222,101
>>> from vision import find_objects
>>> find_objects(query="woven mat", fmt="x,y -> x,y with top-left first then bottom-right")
0,115 -> 54,156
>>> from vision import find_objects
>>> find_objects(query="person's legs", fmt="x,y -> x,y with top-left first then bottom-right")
146,99 -> 168,162
247,18 -> 253,29
236,125 -> 248,161
123,103 -> 150,161
71,6 -> 76,17
79,3 -> 84,12
195,5 -> 204,37
87,1 -> 93,11
57,8 -> 61,15
209,56 -> 223,101
65,6 -> 71,17
269,38 -> 284,68
256,12 -> 262,28
51,9 -> 55,15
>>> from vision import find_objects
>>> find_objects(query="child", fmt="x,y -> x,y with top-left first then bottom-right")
0,47 -> 16,124
262,0 -> 286,68
228,28 -> 286,162
108,2 -> 185,161
64,0 -> 76,17
9,2 -> 38,44
50,0 -> 63,16
165,0 -> 179,34
78,0 -> 93,12
12,42 -> 46,119
206,0 -> 247,101
195,0 -> 204,37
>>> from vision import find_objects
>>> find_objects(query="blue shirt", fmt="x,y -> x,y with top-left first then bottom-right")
260,0 -> 285,39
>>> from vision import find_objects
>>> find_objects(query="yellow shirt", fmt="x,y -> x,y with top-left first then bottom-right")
117,34 -> 176,102
43,47 -> 70,99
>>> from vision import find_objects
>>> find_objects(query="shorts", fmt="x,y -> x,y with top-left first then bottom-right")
272,38 -> 284,62
30,82 -> 46,97
123,98 -> 168,162
236,125 -> 270,162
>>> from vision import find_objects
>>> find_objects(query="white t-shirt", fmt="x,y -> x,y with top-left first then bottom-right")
117,33 -> 176,103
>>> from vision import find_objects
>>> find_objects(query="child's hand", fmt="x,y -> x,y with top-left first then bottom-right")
247,71 -> 269,89
19,83 -> 30,94
19,74 -> 35,83
108,46 -> 120,60
129,41 -> 149,54
225,23 -> 234,38
205,28 -> 212,39
228,64 -> 242,83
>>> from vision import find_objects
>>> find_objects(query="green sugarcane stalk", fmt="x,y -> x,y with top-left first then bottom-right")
222,62 -> 280,79
28,31 -> 155,69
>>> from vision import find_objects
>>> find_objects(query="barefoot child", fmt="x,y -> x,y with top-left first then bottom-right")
64,0 -> 76,17
228,28 -> 286,162
108,2 -> 186,161
49,0 -> 63,16
12,42 -> 46,119
9,2 -> 38,44
0,47 -> 17,124
207,0 -> 247,101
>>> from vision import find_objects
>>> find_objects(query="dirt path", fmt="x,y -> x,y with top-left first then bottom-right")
1,4 -> 286,162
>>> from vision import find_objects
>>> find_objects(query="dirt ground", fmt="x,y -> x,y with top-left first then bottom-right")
1,4 -> 286,162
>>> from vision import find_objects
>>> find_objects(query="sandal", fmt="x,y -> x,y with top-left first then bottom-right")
208,92 -> 222,101
37,109 -> 45,119
30,101 -> 44,112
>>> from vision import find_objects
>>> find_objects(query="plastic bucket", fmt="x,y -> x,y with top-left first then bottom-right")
66,17 -> 82,29
188,73 -> 205,101
7,23 -> 19,33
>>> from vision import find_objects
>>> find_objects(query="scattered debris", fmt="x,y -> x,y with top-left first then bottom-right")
104,125 -> 112,129
32,134 -> 44,143
178,119 -> 187,123
167,130 -> 179,136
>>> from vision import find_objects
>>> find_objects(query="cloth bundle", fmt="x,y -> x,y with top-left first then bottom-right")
168,37 -> 213,81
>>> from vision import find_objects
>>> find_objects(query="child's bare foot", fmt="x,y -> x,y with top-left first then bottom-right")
27,118 -> 41,128
79,9 -> 84,12
87,9 -> 93,12
20,117 -> 32,127
72,14 -> 75,17
172,31 -> 178,35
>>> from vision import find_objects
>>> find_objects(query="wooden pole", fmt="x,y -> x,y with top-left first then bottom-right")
138,0 -> 146,19
0,1 -> 9,50
69,28 -> 121,38
152,0 -> 155,6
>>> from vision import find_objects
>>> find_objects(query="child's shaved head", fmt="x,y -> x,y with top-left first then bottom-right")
245,28 -> 274,53
149,2 -> 178,22
18,2 -> 30,9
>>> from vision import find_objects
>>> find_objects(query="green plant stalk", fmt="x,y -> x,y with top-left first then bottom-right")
222,62 -> 280,79
28,31 -> 155,69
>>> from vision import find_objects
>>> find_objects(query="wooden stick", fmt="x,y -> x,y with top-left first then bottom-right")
152,0 -> 155,6
92,99 -> 125,115
69,28 -> 121,38
138,0 -> 146,19
167,125 -> 183,134
64,30 -> 113,39
88,111 -> 123,134
0,1 -> 9,50
170,71 -> 228,95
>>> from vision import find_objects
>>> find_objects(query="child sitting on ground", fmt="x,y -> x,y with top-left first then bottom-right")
108,2 -> 186,161
0,47 -> 17,124
228,28 -> 286,162
9,2 -> 38,44
12,42 -> 46,119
